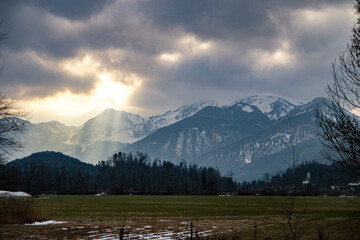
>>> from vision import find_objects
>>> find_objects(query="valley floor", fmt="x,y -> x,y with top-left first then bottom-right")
1,195 -> 360,239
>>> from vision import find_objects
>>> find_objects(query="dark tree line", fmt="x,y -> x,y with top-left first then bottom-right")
1,151 -> 356,196
238,161 -> 359,195
0,151 -> 236,195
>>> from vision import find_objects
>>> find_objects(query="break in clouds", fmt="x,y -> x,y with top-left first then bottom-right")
0,0 -> 355,124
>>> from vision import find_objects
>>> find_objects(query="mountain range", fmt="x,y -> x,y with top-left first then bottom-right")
13,95 -> 328,180
16,100 -> 219,162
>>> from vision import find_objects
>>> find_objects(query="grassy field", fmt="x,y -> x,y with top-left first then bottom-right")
2,195 -> 360,239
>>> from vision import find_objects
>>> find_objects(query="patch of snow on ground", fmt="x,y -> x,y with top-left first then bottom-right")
25,220 -> 66,226
93,229 -> 212,240
0,190 -> 31,197
94,192 -> 107,196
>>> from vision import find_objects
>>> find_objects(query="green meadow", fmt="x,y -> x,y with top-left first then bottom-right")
36,195 -> 360,220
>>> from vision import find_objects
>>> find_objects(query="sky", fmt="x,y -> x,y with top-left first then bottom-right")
0,0 -> 355,126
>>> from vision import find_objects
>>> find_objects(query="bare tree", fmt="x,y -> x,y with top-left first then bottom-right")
0,27 -> 26,165
269,149 -> 308,240
0,94 -> 26,164
315,1 -> 360,177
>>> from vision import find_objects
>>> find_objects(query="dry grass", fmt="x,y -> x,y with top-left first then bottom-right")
0,197 -> 45,224
205,217 -> 360,240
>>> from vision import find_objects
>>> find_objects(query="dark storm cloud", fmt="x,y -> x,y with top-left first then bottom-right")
137,0 -> 353,104
0,0 -> 355,117
1,2 -> 121,57
141,0 -> 276,41
139,0 -> 350,47
0,0 -> 114,21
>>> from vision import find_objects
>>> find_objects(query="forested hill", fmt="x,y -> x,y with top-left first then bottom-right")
8,151 -> 96,172
1,151 -> 237,195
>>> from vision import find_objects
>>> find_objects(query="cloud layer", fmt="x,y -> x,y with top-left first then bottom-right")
0,0 -> 355,125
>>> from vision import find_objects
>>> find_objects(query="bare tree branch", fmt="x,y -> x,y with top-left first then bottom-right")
315,1 -> 360,177
0,93 -> 27,165
0,23 -> 26,165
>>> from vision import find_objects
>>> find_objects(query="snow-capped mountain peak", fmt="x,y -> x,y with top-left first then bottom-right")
235,95 -> 301,120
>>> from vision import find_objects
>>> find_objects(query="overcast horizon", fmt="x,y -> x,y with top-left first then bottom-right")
0,0 -> 355,125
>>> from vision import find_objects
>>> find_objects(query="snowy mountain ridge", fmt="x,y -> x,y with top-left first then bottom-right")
231,95 -> 301,120
145,100 -> 218,132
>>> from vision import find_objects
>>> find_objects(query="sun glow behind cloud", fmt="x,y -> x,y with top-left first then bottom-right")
159,53 -> 181,63
96,73 -> 132,106
21,77 -> 136,126
19,51 -> 142,125
249,41 -> 295,71
157,34 -> 213,65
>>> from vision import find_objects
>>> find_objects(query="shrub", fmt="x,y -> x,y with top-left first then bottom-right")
0,197 -> 44,224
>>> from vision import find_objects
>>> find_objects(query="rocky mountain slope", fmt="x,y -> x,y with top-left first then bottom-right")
125,101 -> 274,160
199,98 -> 328,179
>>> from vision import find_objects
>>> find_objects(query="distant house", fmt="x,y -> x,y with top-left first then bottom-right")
348,182 -> 360,188
347,178 -> 360,194
302,172 -> 311,185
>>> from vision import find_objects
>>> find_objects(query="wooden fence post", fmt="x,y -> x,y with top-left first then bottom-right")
190,222 -> 193,240
318,228 -> 323,240
254,224 -> 257,240
120,228 -> 124,240
195,229 -> 198,240
68,226 -> 71,240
